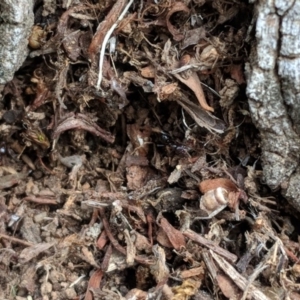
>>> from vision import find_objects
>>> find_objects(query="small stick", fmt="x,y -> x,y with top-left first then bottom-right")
183,229 -> 237,264
0,233 -> 34,247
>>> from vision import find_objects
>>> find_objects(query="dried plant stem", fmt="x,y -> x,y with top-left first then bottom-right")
183,229 -> 237,263
0,233 -> 34,247
97,0 -> 134,89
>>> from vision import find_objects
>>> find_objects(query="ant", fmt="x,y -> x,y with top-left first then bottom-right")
157,132 -> 193,157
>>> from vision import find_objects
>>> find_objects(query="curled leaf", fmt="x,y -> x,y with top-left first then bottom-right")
199,178 -> 239,194
175,71 -> 214,112
166,2 -> 190,41
176,96 -> 226,134
158,217 -> 186,250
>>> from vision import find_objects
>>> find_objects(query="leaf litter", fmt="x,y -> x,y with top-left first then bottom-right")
0,0 -> 299,299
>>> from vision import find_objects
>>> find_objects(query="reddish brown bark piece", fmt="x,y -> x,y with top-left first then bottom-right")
84,269 -> 104,300
159,217 -> 186,250
96,230 -> 108,250
88,0 -> 128,63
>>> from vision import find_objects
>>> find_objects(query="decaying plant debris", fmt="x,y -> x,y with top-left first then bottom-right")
0,0 -> 300,299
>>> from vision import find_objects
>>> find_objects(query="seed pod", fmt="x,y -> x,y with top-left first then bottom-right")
200,187 -> 228,216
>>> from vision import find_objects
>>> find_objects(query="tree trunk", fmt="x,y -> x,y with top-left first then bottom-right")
246,0 -> 300,211
0,0 -> 34,87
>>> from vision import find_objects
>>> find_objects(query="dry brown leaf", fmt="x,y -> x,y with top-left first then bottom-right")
181,27 -> 206,49
53,113 -> 115,143
0,173 -> 24,189
125,154 -> 149,167
157,227 -> 173,248
19,241 -> 56,264
173,66 -> 214,112
127,124 -> 151,157
159,217 -> 186,250
175,96 -> 226,134
290,292 -> 300,300
124,229 -> 136,266
19,264 -> 37,294
88,0 -> 127,61
151,244 -> 170,283
199,45 -> 219,65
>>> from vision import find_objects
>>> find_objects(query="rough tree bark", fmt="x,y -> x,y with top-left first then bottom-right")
0,0 -> 34,87
246,0 -> 300,211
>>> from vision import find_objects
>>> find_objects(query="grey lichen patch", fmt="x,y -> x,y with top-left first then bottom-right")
246,0 -> 300,210
0,0 -> 34,85
282,170 -> 300,212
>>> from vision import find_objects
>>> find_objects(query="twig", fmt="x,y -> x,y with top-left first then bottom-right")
0,233 -> 34,247
88,1 -> 127,61
96,0 -> 134,89
201,250 -> 218,283
210,251 -> 271,300
183,229 -> 237,264
147,213 -> 154,247
241,238 -> 287,300
23,195 -> 57,205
